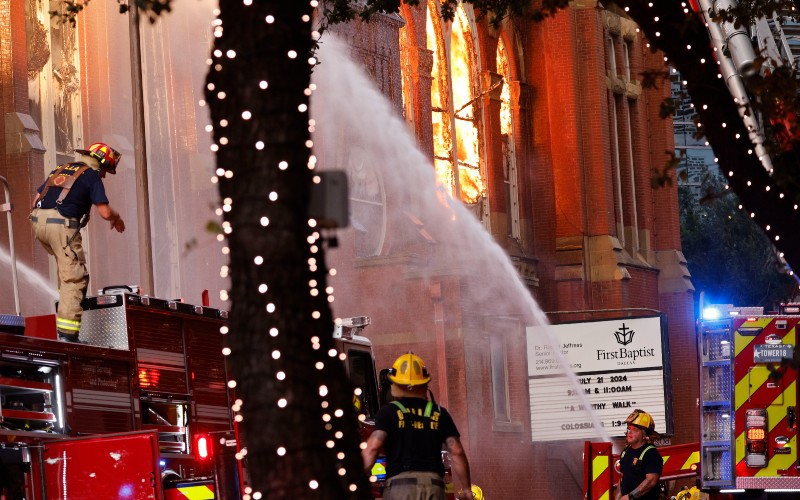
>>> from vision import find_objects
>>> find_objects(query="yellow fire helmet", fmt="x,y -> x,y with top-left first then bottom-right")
388,353 -> 431,387
626,409 -> 661,439
675,486 -> 700,500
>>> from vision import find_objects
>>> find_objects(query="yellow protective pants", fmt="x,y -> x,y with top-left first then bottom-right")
30,208 -> 88,335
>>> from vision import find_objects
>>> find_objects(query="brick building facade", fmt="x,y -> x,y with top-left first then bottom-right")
322,3 -> 698,497
0,1 -> 697,497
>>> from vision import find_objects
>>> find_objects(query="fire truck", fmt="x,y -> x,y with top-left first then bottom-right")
0,285 -> 386,499
697,304 -> 800,493
584,303 -> 800,499
0,286 -> 232,499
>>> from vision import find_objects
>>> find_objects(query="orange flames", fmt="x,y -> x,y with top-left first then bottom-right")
497,39 -> 512,136
426,3 -> 484,205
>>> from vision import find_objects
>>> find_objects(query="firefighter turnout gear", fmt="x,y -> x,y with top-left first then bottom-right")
31,142 -> 124,341
75,142 -> 122,174
363,352 -> 474,499
388,353 -> 431,387
30,208 -> 88,338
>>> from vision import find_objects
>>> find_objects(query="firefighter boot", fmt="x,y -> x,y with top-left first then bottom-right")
57,331 -> 82,343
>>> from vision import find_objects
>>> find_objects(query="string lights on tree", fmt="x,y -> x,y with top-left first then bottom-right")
616,0 -> 800,270
204,1 -> 372,498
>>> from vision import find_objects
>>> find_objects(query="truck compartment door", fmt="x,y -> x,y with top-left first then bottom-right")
41,430 -> 162,499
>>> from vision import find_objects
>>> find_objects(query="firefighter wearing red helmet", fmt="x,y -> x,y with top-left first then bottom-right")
30,142 -> 126,342
617,409 -> 663,500
362,353 -> 476,500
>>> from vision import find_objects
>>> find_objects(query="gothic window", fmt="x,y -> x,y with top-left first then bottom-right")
497,38 -> 520,240
491,334 -> 511,422
349,146 -> 387,258
399,17 -> 415,128
426,1 -> 485,206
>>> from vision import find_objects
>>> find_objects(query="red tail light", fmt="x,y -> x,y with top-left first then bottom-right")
745,409 -> 768,468
195,434 -> 212,460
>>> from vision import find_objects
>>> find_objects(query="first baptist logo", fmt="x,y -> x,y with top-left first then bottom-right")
614,323 -> 635,345
596,322 -> 656,363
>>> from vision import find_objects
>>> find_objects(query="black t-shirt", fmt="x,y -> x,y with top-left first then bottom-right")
36,163 -> 109,219
619,444 -> 663,500
374,397 -> 460,479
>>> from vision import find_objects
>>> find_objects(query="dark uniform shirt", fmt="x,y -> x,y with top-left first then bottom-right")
374,397 -> 460,479
36,163 -> 109,219
619,444 -> 663,500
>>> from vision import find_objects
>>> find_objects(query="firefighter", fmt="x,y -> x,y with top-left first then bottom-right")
30,142 -> 125,342
617,409 -> 663,500
362,353 -> 476,500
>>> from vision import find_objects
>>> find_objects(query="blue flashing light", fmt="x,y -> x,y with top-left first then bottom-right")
702,307 -> 722,320
159,459 -> 166,468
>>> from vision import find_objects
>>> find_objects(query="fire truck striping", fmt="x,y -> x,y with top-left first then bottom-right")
680,451 -> 700,471
592,453 -> 608,482
733,318 -> 772,357
752,436 -> 797,477
174,484 -> 214,499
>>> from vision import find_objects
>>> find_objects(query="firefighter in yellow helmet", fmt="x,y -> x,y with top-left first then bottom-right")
617,409 -> 663,500
30,142 -> 126,342
362,353 -> 477,500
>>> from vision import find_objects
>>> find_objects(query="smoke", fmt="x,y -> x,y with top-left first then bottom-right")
0,246 -> 58,316
310,32 -> 610,451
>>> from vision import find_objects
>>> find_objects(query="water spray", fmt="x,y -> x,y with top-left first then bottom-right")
0,176 -> 21,316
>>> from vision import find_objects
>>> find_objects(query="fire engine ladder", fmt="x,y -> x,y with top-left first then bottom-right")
752,12 -> 796,68
698,318 -> 736,490
695,0 -> 775,173
696,2 -> 800,176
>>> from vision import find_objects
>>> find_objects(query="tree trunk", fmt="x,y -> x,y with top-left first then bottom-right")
206,3 -> 372,498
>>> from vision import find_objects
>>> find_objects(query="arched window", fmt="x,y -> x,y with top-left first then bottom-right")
399,15 -> 415,127
497,38 -> 520,239
426,2 -> 484,206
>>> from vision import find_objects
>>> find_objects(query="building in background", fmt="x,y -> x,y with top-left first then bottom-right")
0,1 -> 696,497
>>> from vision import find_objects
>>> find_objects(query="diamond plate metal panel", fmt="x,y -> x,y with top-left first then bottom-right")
79,304 -> 129,349
737,476 -> 800,489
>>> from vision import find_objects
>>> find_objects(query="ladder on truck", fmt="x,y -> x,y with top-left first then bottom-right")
694,1 -> 799,174
698,318 -> 736,489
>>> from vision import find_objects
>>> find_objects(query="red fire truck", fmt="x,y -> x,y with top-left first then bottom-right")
698,303 -> 800,493
0,287 -> 230,499
0,287 -> 384,499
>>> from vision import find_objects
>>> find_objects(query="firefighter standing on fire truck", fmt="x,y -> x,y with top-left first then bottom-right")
30,143 -> 125,342
362,353 -> 476,500
617,409 -> 663,500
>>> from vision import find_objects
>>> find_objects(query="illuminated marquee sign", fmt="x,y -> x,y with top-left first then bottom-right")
526,315 -> 671,442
